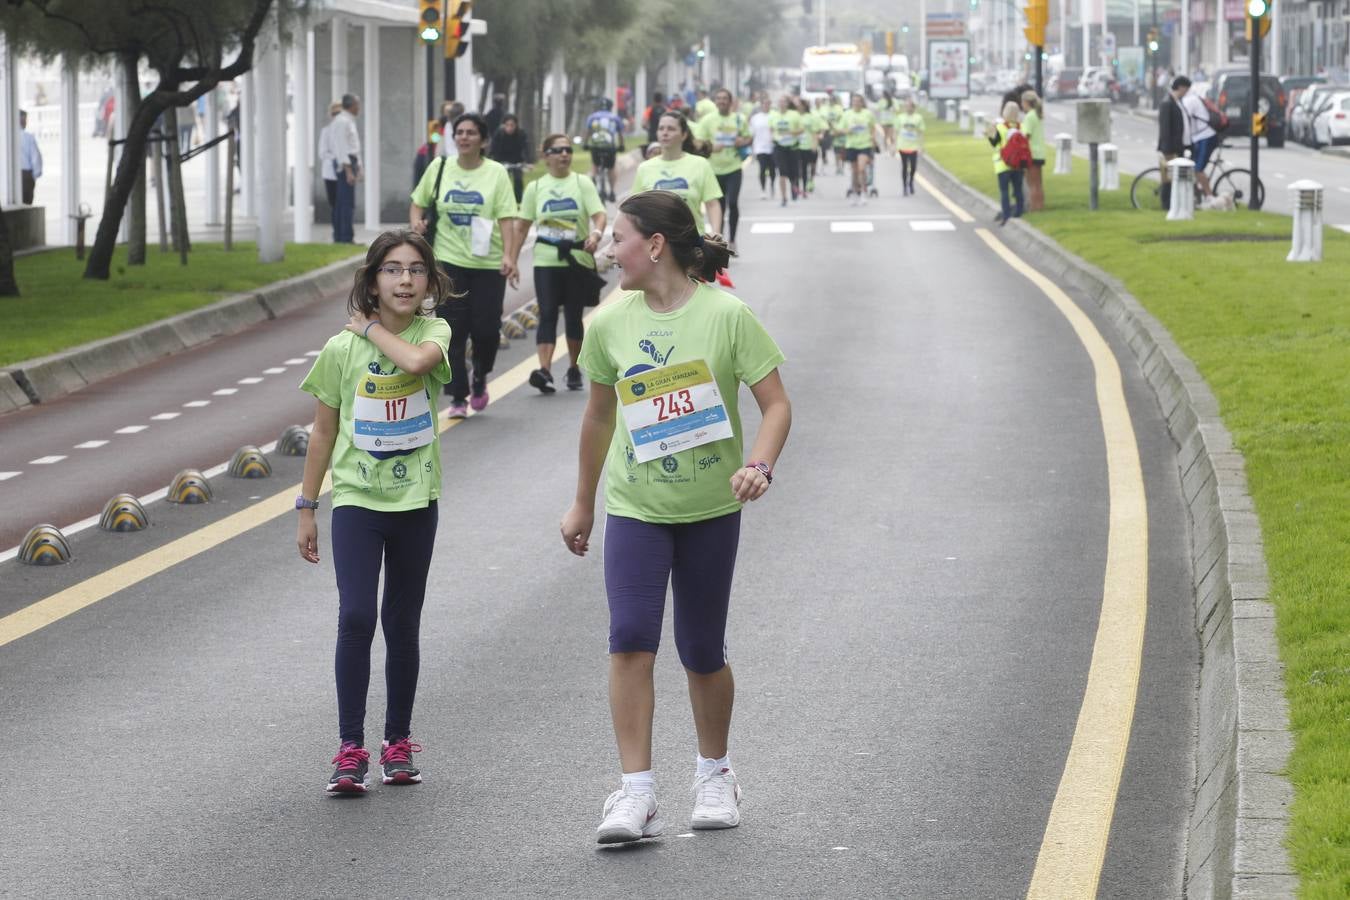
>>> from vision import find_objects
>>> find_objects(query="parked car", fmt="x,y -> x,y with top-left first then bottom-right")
1077,67 -> 1113,98
1051,67 -> 1082,100
1291,83 -> 1343,144
1309,90 -> 1350,147
1209,69 -> 1286,146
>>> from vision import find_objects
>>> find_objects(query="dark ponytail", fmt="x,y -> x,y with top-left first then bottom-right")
619,190 -> 734,283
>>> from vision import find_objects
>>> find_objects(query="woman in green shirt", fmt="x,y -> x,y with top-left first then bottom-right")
895,97 -> 925,196
1020,90 -> 1047,212
409,113 -> 522,418
632,110 -> 724,236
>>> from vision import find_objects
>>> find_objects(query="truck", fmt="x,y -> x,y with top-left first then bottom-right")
800,44 -> 866,105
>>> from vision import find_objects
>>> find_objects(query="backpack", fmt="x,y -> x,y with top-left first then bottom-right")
999,126 -> 1031,169
1200,95 -> 1229,133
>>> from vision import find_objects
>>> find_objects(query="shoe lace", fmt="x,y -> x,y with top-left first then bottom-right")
380,738 -> 423,766
607,788 -> 650,820
331,744 -> 370,770
692,770 -> 731,808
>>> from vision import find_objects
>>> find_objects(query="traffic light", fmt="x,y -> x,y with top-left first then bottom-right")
1245,0 -> 1272,40
418,0 -> 442,43
445,0 -> 472,59
1023,0 -> 1048,47
1147,28 -> 1160,53
1252,111 -> 1267,135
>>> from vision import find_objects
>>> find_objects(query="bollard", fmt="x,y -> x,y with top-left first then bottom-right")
1166,158 -> 1196,220
973,111 -> 986,139
1287,180 -> 1324,262
959,103 -> 971,131
1053,133 -> 1073,174
1100,143 -> 1119,190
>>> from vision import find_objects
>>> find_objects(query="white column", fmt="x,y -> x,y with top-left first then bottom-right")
292,31 -> 314,243
1215,0 -> 1225,70
920,0 -> 928,81
60,55 -> 80,244
551,51 -> 566,134
205,86 -> 221,225
1133,0 -> 1139,46
665,47 -> 678,98
604,59 -> 618,107
363,22 -> 381,232
456,41 -> 474,109
1270,0 -> 1280,74
1181,0 -> 1190,76
1082,0 -> 1091,67
635,67 -> 648,118
255,14 -> 286,261
1061,0 -> 1069,62
1,34 -> 21,207
241,72 -> 256,217
115,56 -> 133,242
331,16 -> 348,97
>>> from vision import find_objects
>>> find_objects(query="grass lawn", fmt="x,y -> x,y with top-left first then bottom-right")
3,242 -> 362,367
924,116 -> 1350,896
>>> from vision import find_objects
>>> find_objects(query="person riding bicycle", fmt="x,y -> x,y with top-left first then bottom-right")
489,113 -> 531,203
585,98 -> 625,202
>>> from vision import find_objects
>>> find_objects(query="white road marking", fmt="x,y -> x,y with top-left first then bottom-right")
1272,173 -> 1286,180
1339,186 -> 1350,194
0,472 -> 20,481
74,440 -> 109,449
750,222 -> 795,234
305,350 -> 321,356
29,455 -> 67,465
283,358 -> 308,365
151,412 -> 180,421
910,220 -> 957,231
830,221 -> 875,233
115,425 -> 148,434
263,367 -> 287,374
237,377 -> 264,384
744,213 -> 938,221
183,400 -> 211,408
213,388 -> 238,396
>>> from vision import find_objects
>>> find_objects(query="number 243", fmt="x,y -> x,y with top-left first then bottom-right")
653,389 -> 694,422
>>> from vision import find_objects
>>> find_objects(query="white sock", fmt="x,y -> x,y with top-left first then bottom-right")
621,770 -> 655,796
696,753 -> 730,777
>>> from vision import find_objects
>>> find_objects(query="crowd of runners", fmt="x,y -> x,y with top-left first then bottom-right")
295,80 -> 936,845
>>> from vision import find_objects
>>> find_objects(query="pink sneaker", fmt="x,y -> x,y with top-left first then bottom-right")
445,401 -> 468,419
379,737 -> 423,785
469,379 -> 489,411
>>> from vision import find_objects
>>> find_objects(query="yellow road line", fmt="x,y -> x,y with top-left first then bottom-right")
914,173 -> 975,222
0,289 -> 622,650
972,226 -> 1150,898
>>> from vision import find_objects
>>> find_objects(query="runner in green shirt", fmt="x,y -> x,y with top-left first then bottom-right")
839,94 -> 879,205
895,97 -> 925,196
694,88 -> 752,251
876,89 -> 899,152
632,110 -> 723,235
821,91 -> 846,173
767,95 -> 803,206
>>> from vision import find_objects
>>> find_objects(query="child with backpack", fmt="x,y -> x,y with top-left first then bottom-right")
986,101 -> 1029,225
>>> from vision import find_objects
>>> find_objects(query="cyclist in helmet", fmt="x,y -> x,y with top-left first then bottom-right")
585,97 -> 625,203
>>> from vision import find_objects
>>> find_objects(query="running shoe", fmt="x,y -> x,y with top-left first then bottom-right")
565,366 -> 583,391
780,197 -> 787,207
469,375 -> 489,411
596,787 -> 664,844
690,766 -> 741,829
529,368 -> 556,394
760,191 -> 768,200
326,742 -> 370,794
445,401 -> 468,419
379,737 -> 423,785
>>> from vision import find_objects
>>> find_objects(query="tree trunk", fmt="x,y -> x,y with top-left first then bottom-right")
0,207 -> 18,297
85,94 -> 166,279
121,53 -> 147,267
163,106 -> 191,261
517,68 -> 540,144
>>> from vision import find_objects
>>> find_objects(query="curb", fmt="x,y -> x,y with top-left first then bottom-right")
919,157 -> 1297,898
1,254 -> 363,411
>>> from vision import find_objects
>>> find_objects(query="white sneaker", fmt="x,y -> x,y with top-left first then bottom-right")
690,767 -> 741,829
596,787 -> 664,844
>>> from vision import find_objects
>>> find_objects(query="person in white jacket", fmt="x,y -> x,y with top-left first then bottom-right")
316,101 -> 342,212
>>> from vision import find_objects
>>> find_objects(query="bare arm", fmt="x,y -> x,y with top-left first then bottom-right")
409,202 -> 427,234
729,369 -> 792,502
346,314 -> 444,375
560,381 -> 618,556
297,401 -> 340,564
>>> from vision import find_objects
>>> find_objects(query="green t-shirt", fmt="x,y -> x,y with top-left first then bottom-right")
895,112 -> 925,153
1022,108 -> 1048,161
695,97 -> 717,121
768,110 -> 802,147
519,172 -> 604,269
840,109 -> 877,149
876,100 -> 898,126
633,154 -> 723,232
410,157 -> 519,269
300,317 -> 452,512
696,112 -> 751,175
577,285 -> 786,525
822,102 -> 845,133
800,111 -> 823,151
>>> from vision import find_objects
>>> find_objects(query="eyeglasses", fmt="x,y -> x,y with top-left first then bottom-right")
545,146 -> 573,155
377,264 -> 429,278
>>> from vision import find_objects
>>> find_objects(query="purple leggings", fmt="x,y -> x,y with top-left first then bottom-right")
603,512 -> 741,674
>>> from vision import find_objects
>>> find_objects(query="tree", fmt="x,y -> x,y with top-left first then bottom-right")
0,0 -> 311,280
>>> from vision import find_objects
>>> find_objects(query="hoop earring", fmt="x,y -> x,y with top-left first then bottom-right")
650,255 -> 660,263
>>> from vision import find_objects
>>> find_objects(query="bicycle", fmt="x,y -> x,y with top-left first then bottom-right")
1129,141 -> 1265,211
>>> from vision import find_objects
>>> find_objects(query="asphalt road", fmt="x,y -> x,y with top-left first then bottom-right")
0,160 -> 1197,898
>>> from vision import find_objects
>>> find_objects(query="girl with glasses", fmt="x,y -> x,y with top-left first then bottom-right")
297,230 -> 454,794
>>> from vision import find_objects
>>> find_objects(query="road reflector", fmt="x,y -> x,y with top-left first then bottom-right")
512,308 -> 539,329
99,494 -> 150,532
20,524 -> 72,566
168,469 -> 213,504
501,318 -> 526,339
228,446 -> 272,479
278,425 -> 310,457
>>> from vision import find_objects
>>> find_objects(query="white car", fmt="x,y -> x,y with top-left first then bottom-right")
1291,84 -> 1341,144
1077,67 -> 1113,98
1311,91 -> 1350,146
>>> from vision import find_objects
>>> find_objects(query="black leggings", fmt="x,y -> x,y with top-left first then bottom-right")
715,170 -> 742,242
900,151 -> 918,187
332,502 -> 438,746
797,149 -> 816,188
756,153 -> 775,190
437,262 -> 506,401
534,265 -> 586,345
773,145 -> 799,191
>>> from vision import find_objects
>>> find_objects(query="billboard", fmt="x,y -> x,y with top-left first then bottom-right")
928,40 -> 970,99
